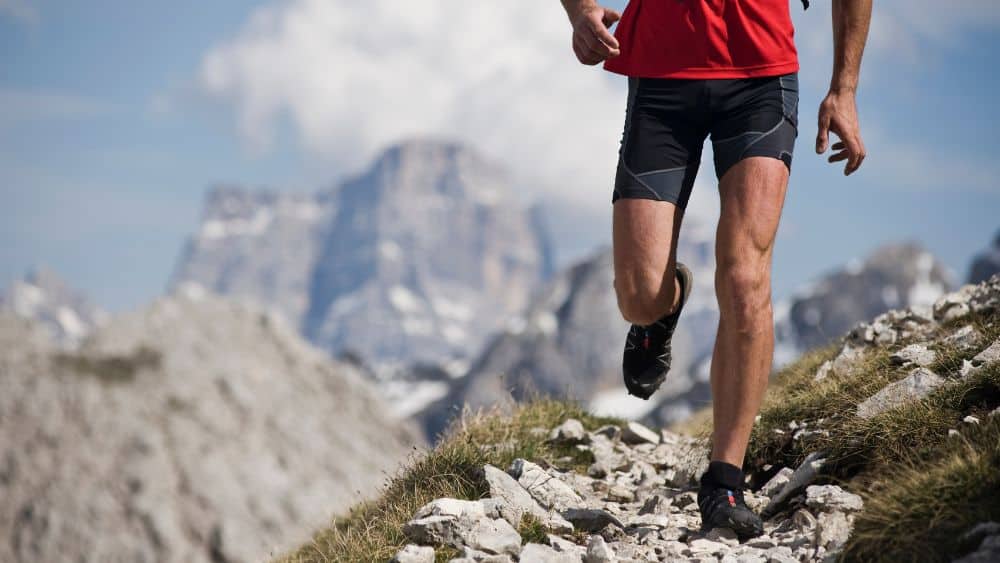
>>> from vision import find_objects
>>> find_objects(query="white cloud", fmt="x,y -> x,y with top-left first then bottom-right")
793,0 -> 1000,84
196,0 -> 1000,213
197,0 -> 624,211
0,0 -> 36,23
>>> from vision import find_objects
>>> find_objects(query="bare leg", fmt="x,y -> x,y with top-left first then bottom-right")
612,199 -> 683,326
710,157 -> 789,466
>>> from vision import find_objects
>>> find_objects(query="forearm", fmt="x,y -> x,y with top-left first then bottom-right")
560,0 -> 597,20
829,0 -> 872,93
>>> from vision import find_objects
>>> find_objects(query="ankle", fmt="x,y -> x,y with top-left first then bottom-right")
701,460 -> 745,490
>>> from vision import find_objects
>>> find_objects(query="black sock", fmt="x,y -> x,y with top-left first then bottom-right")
701,460 -> 744,490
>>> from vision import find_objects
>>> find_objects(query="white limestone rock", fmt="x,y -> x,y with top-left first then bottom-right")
510,459 -> 584,512
621,421 -> 661,445
805,485 -> 864,513
890,343 -> 937,367
403,499 -> 521,556
584,535 -> 616,563
392,544 -> 435,563
760,467 -> 795,498
550,419 -> 588,444
519,542 -> 581,563
763,452 -> 827,516
856,367 -> 945,419
483,465 -> 572,533
814,511 -> 853,550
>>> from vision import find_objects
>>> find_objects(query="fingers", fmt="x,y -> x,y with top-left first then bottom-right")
571,8 -> 620,65
586,13 -> 620,57
602,8 -> 622,27
573,34 -> 605,65
843,135 -> 867,175
815,112 -> 831,154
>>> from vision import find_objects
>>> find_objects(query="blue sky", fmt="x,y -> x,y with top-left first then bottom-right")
2,0 -> 998,311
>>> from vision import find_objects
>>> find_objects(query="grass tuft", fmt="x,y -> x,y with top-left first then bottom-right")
517,514 -> 548,545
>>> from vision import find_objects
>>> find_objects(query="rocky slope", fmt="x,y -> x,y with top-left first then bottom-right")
171,140 -> 552,378
0,293 -> 421,563
0,268 -> 108,347
287,273 -> 1000,563
968,229 -> 1000,284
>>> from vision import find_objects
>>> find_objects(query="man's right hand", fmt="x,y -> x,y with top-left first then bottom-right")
565,2 -> 621,65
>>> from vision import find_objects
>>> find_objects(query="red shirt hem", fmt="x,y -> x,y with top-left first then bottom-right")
603,60 -> 800,80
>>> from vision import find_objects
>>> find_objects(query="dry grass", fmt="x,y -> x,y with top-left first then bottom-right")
744,309 -> 1000,561
278,400 -> 622,563
844,417 -> 1000,562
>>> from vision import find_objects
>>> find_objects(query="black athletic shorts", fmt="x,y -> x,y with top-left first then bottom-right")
612,72 -> 798,209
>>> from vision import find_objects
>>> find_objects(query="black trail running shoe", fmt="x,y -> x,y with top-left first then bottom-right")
622,262 -> 693,400
697,482 -> 765,541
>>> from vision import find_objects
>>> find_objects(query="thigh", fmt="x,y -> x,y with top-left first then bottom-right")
710,73 -> 799,182
613,77 -> 708,210
612,77 -> 706,296
613,198 -> 684,299
716,157 -> 789,266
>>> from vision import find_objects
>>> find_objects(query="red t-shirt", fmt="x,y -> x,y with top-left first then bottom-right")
603,0 -> 799,79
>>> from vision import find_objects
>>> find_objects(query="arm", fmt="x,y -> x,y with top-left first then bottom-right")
559,0 -> 621,66
816,0 -> 873,175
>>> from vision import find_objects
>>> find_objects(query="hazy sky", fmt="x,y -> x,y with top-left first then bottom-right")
2,0 -> 998,311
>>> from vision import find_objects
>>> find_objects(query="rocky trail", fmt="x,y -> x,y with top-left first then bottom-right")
392,419 -> 861,563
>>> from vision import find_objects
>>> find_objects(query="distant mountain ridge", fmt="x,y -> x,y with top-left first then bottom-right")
171,140 -> 552,375
774,241 -> 953,359
969,229 -> 1000,284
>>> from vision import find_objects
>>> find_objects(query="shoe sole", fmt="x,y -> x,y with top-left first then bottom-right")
700,512 -> 765,541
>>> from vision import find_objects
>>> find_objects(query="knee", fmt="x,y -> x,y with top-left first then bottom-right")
614,270 -> 675,326
716,260 -> 771,322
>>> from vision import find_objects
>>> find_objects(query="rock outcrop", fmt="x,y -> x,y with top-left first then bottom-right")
171,140 -> 552,377
0,294 -> 421,563
0,268 -> 108,347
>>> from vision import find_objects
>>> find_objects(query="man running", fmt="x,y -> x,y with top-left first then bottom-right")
559,0 -> 871,539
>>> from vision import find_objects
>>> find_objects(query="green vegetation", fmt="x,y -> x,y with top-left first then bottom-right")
54,346 -> 161,383
279,400 -> 622,563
